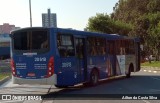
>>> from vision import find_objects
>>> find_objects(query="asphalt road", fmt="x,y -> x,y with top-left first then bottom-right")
0,70 -> 160,103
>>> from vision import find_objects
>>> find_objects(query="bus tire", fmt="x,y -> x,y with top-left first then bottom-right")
126,64 -> 133,78
90,69 -> 99,86
83,82 -> 90,87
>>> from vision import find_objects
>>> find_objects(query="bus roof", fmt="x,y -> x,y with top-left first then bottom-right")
56,28 -> 134,40
11,27 -> 137,40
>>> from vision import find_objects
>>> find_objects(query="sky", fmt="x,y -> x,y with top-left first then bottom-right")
0,0 -> 119,30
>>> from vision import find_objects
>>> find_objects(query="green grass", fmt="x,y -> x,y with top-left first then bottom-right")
0,73 -> 10,80
141,61 -> 160,67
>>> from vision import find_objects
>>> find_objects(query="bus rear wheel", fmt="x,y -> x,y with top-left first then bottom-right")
90,70 -> 99,86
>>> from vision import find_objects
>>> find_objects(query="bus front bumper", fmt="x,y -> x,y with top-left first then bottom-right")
12,74 -> 57,85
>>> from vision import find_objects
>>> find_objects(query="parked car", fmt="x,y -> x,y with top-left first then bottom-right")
149,55 -> 156,61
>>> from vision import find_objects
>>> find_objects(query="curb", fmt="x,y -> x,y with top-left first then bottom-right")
141,69 -> 160,73
141,66 -> 160,73
141,66 -> 160,71
0,76 -> 11,85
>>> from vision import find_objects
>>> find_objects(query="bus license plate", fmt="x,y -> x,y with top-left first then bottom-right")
27,73 -> 35,77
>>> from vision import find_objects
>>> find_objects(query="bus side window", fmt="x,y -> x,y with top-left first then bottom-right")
41,40 -> 48,48
108,41 -> 114,55
57,34 -> 75,57
101,38 -> 106,55
87,37 -> 97,56
125,40 -> 135,55
115,40 -> 126,55
87,37 -> 106,56
76,39 -> 84,58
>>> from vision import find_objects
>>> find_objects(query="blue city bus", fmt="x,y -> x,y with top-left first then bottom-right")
10,27 -> 140,87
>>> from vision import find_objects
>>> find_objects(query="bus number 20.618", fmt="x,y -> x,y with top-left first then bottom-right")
62,62 -> 71,68
35,57 -> 46,62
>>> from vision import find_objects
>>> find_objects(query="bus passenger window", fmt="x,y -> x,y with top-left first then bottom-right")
108,41 -> 114,55
87,37 -> 97,56
87,37 -> 106,56
57,34 -> 75,57
101,47 -> 106,55
41,40 -> 48,48
91,47 -> 96,56
76,39 -> 84,58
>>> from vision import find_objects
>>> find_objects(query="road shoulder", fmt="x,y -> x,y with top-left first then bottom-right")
0,76 -> 11,85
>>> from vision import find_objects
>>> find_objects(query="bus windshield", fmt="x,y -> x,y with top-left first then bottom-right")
13,30 -> 49,53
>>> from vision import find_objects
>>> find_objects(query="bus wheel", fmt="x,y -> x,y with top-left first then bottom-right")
83,82 -> 90,87
90,70 -> 99,86
126,64 -> 133,78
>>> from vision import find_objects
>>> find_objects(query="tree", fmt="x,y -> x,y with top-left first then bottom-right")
112,0 -> 160,59
86,13 -> 132,35
86,0 -> 160,60
86,13 -> 113,34
112,0 -> 150,23
147,13 -> 160,60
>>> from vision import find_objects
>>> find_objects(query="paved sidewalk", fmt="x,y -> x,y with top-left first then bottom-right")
141,66 -> 160,71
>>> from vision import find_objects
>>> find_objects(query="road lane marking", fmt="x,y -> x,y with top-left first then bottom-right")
153,71 -> 157,73
143,100 -> 150,103
149,89 -> 160,92
0,100 -> 23,103
148,70 -> 152,72
151,77 -> 160,81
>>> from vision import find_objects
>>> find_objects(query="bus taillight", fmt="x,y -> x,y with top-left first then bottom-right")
47,57 -> 54,77
10,59 -> 16,76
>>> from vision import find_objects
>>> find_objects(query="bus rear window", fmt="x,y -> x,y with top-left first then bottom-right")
13,30 -> 49,51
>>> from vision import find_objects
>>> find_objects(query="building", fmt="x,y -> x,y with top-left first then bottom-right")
0,23 -> 20,34
42,9 -> 57,28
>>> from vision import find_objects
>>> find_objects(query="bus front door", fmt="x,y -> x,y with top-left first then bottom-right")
75,38 -> 87,83
135,41 -> 140,71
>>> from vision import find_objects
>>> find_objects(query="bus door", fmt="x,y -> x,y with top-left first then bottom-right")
75,38 -> 87,83
135,41 -> 140,71
108,40 -> 116,77
113,41 -> 117,76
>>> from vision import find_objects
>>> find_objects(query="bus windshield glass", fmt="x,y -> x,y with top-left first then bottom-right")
13,30 -> 49,52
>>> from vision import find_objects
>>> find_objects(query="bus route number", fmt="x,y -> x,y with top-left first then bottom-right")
35,57 -> 46,62
62,62 -> 71,68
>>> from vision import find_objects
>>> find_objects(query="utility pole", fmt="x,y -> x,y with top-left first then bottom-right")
29,0 -> 32,27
